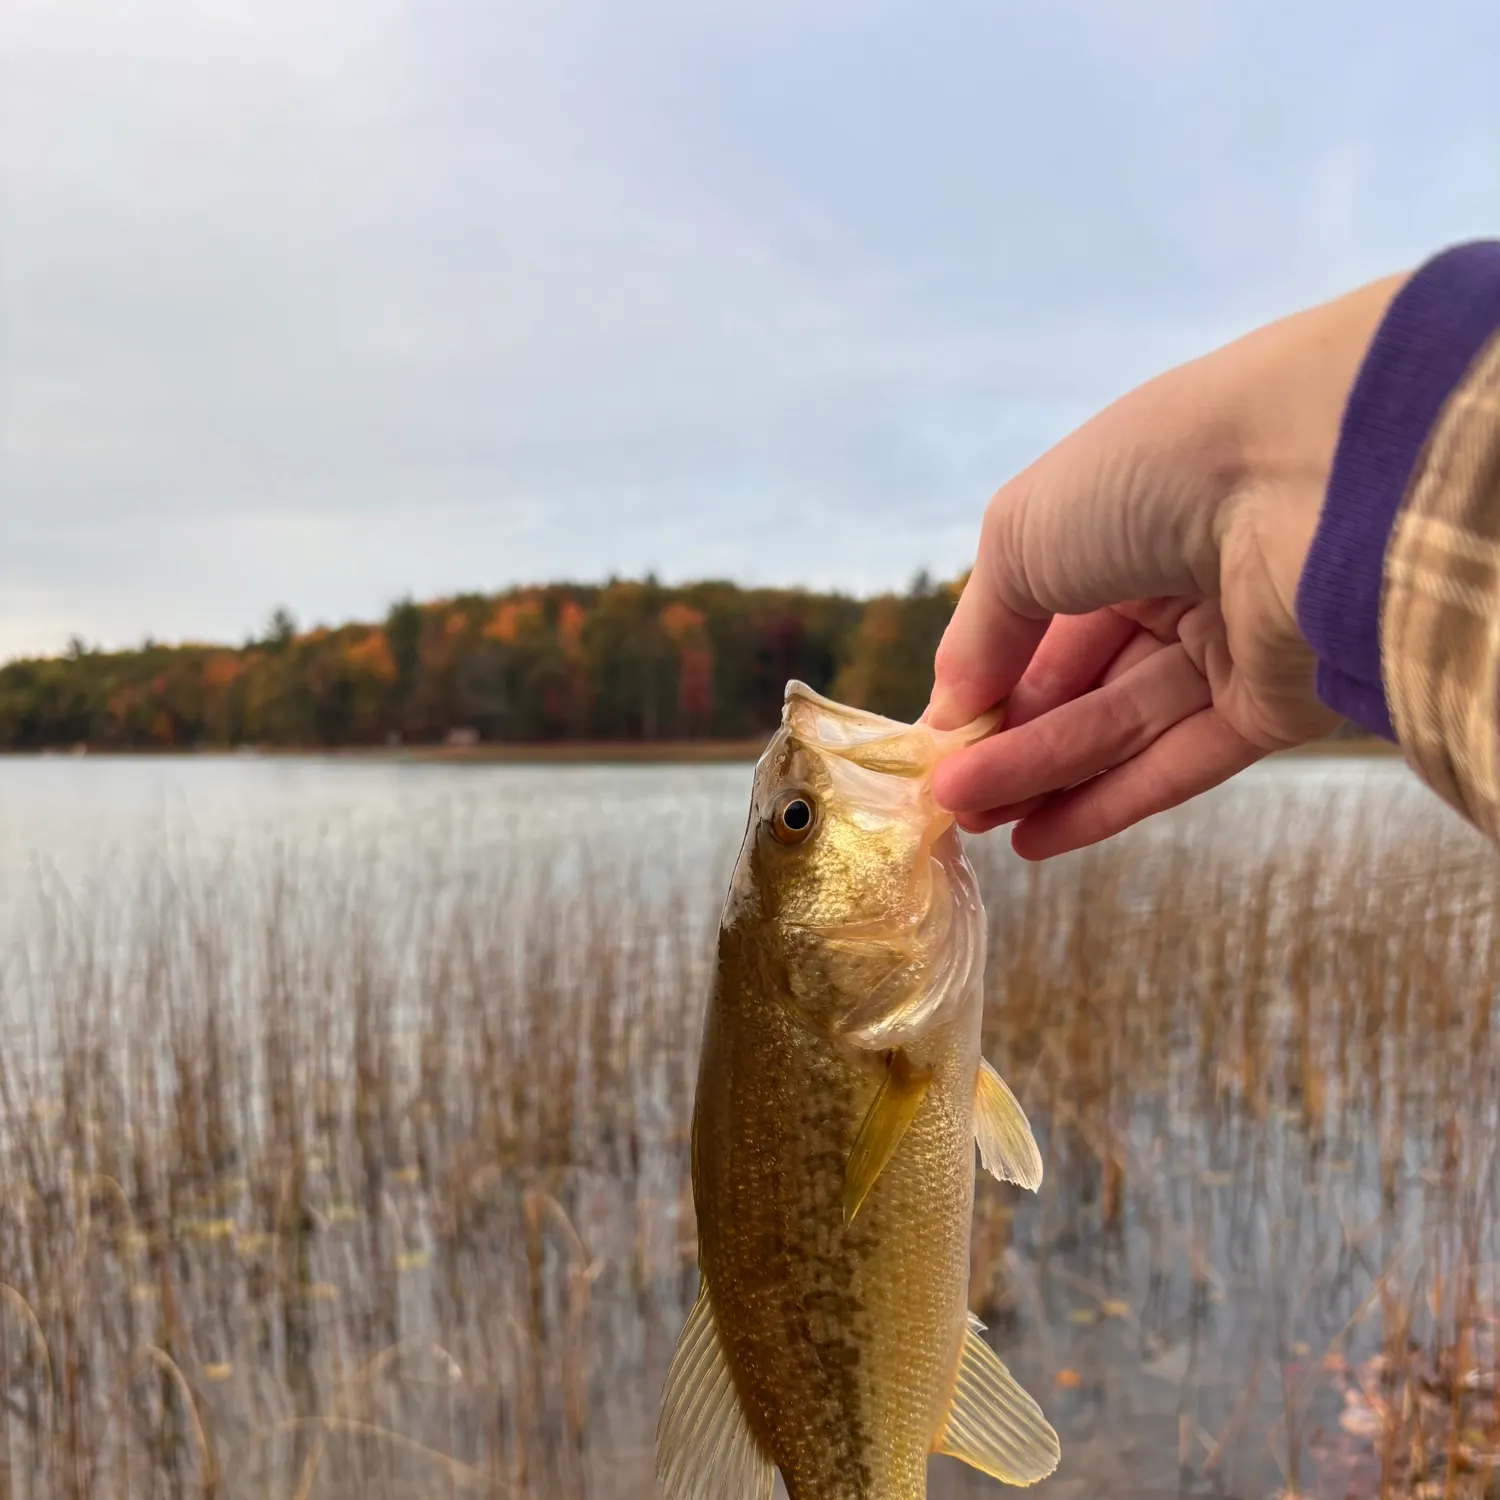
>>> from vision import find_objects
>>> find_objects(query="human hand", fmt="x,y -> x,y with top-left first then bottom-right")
925,270 -> 1410,859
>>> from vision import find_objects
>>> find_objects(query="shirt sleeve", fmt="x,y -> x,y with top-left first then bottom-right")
1381,322 -> 1500,837
1294,240 -> 1500,837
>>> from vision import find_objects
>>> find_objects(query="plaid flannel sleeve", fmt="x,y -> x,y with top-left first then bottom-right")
1296,241 -> 1500,840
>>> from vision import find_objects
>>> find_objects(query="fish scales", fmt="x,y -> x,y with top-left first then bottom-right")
658,682 -> 1059,1500
697,937 -> 977,1497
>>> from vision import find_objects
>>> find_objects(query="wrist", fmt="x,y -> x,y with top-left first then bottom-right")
1295,241 -> 1500,739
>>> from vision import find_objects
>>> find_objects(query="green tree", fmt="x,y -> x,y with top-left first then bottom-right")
265,607 -> 297,651
385,599 -> 422,699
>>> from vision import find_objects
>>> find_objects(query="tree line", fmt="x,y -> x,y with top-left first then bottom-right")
0,575 -> 963,750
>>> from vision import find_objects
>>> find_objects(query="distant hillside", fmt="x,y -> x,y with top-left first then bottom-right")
0,576 -> 959,750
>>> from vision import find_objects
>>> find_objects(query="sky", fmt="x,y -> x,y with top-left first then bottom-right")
3,0 -> 1499,660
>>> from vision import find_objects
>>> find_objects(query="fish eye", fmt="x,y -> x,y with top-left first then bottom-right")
769,790 -> 817,846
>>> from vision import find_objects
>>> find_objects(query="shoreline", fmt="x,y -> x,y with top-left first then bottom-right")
4,738 -> 775,765
2,736 -> 1402,765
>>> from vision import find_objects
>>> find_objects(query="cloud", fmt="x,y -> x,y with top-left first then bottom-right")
3,0 -> 1499,656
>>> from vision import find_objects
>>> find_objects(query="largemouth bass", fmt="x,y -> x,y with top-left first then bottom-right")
656,681 -> 1059,1500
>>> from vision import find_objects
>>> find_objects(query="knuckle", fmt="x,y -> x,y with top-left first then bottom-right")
1096,683 -> 1148,752
1025,712 -> 1094,786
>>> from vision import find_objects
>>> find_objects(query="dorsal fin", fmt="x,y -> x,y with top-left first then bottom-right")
933,1313 -> 1060,1485
973,1057 -> 1043,1191
656,1283 -> 775,1500
842,1051 -> 932,1224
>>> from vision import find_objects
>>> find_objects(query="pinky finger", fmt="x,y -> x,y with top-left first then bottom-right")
1010,710 -> 1265,860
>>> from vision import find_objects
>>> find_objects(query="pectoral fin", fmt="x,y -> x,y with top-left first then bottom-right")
974,1056 -> 1043,1192
656,1282 -> 774,1500
842,1051 -> 931,1225
933,1313 -> 1060,1485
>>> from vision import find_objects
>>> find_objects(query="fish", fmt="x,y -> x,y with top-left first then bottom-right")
656,681 -> 1059,1500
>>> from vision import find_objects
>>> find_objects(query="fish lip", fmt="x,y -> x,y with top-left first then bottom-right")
780,680 -> 914,749
780,679 -> 1001,778
782,678 -> 905,732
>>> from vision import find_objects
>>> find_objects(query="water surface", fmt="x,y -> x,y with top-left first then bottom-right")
0,752 -> 1493,1500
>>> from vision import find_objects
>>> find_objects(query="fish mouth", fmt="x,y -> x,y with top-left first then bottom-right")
781,679 -> 999,779
782,680 -> 910,742
781,679 -> 976,844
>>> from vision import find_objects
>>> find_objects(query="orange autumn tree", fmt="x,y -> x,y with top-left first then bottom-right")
832,572 -> 955,723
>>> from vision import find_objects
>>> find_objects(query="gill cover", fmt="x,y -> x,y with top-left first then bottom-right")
768,682 -> 1001,1051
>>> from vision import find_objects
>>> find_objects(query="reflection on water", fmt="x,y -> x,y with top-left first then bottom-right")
0,753 -> 1495,1499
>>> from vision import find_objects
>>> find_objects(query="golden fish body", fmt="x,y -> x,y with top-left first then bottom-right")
657,683 -> 1058,1500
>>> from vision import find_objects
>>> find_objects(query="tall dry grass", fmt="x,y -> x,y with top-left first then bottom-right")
0,778 -> 1497,1498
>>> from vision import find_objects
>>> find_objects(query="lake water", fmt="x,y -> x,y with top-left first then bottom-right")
0,750 -> 1459,932
0,751 -> 1496,1500
1,755 -> 752,930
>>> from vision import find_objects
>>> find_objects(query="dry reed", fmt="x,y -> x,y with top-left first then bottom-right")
0,773 -> 1496,1499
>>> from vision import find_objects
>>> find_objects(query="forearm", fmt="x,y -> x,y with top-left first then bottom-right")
1296,241 -> 1500,837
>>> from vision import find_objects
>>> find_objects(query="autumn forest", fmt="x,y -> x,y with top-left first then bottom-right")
0,574 -> 965,750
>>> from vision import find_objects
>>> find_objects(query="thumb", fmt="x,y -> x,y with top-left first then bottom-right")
925,378 -> 1225,730
924,515 -> 1048,731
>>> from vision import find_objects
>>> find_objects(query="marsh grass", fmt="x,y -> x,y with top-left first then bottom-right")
0,777 -> 1498,1498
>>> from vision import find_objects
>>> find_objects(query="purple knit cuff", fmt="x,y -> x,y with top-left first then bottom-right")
1295,239 -> 1500,740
